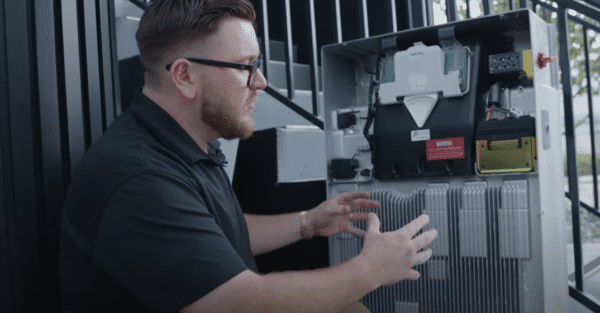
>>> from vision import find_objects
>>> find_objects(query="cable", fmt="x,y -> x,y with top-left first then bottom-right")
363,52 -> 386,157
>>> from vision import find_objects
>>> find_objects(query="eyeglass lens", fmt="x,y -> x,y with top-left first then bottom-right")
248,57 -> 262,87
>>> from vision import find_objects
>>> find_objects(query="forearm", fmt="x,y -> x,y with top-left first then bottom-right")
184,214 -> 437,313
258,256 -> 376,312
245,212 -> 310,255
188,256 -> 377,313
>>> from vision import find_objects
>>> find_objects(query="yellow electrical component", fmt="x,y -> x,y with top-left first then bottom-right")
476,137 -> 537,174
522,49 -> 534,80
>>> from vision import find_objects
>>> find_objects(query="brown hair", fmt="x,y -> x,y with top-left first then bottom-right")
136,0 -> 256,73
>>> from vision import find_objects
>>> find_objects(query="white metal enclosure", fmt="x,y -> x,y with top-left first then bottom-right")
322,9 -> 566,313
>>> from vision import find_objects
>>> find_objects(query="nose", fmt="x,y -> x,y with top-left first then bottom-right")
250,69 -> 267,90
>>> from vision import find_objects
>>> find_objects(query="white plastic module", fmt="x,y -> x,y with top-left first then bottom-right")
274,126 -> 326,183
379,42 -> 467,102
379,41 -> 471,128
321,9 -> 566,313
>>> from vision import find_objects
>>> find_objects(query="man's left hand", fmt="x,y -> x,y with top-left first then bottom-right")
306,190 -> 379,238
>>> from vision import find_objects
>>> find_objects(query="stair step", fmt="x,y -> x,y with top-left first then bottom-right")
265,60 -> 322,92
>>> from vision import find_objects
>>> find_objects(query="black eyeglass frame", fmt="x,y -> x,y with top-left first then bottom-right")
166,55 -> 263,87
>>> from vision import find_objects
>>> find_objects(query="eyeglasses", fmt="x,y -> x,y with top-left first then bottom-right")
166,55 -> 263,87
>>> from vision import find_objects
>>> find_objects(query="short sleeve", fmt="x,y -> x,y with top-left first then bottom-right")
93,170 -> 248,313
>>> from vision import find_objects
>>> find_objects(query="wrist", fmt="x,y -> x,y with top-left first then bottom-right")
350,254 -> 380,292
299,210 -> 314,240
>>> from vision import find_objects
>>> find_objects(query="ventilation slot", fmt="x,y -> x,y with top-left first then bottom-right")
329,180 -> 529,312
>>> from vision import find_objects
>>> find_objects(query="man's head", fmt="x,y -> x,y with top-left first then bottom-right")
136,0 -> 256,78
136,0 -> 266,145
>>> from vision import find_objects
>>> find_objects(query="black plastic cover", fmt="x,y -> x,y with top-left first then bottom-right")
476,116 -> 536,145
372,44 -> 484,179
330,158 -> 359,179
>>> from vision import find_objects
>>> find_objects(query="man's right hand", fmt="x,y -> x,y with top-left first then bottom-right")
182,213 -> 438,313
357,213 -> 438,287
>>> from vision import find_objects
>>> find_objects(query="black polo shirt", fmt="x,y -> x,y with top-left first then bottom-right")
60,91 -> 257,313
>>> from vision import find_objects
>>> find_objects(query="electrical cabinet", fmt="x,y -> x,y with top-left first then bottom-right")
322,9 -> 566,313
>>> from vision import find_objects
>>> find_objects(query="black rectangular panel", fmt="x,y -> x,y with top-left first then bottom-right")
61,0 -> 86,172
4,1 -> 42,312
82,0 -> 103,144
34,0 -> 65,310
0,0 -> 14,311
98,0 -> 116,127
108,0 -> 122,117
373,44 -> 484,179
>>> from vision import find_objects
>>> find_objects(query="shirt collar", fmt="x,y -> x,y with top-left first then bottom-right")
129,90 -> 227,166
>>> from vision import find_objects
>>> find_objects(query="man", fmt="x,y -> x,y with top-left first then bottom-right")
59,0 -> 438,312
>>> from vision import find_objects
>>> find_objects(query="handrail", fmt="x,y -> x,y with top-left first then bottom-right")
128,0 -> 149,10
566,192 -> 600,219
583,0 -> 600,10
570,286 -> 600,312
536,0 -> 600,32
263,86 -> 323,129
553,0 -> 600,21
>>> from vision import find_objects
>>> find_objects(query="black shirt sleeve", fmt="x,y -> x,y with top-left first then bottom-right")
93,170 -> 249,313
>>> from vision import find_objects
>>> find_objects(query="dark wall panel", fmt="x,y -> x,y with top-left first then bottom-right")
1,0 -> 121,311
108,0 -> 122,118
35,0 -> 66,310
0,0 -> 14,311
98,0 -> 119,128
4,1 -> 42,312
62,0 -> 86,174
81,0 -> 104,145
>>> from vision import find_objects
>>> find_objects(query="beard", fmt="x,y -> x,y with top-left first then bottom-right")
201,97 -> 255,140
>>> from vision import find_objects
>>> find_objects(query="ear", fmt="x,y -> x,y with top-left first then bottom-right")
169,59 -> 198,99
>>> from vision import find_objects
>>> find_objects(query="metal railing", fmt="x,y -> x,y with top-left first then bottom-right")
256,0 -> 322,127
253,0 -> 402,129
257,0 -> 323,128
539,1 -> 600,311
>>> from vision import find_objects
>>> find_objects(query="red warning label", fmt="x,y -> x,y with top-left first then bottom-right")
426,137 -> 465,161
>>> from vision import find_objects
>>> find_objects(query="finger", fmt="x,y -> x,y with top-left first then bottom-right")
337,190 -> 371,203
346,224 -> 367,237
413,249 -> 433,266
399,214 -> 430,238
412,229 -> 438,250
406,269 -> 421,280
349,199 -> 380,210
348,212 -> 371,221
366,213 -> 381,234
335,205 -> 351,215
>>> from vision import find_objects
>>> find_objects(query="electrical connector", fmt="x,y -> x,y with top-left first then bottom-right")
489,52 -> 523,75
330,158 -> 359,179
337,112 -> 357,129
